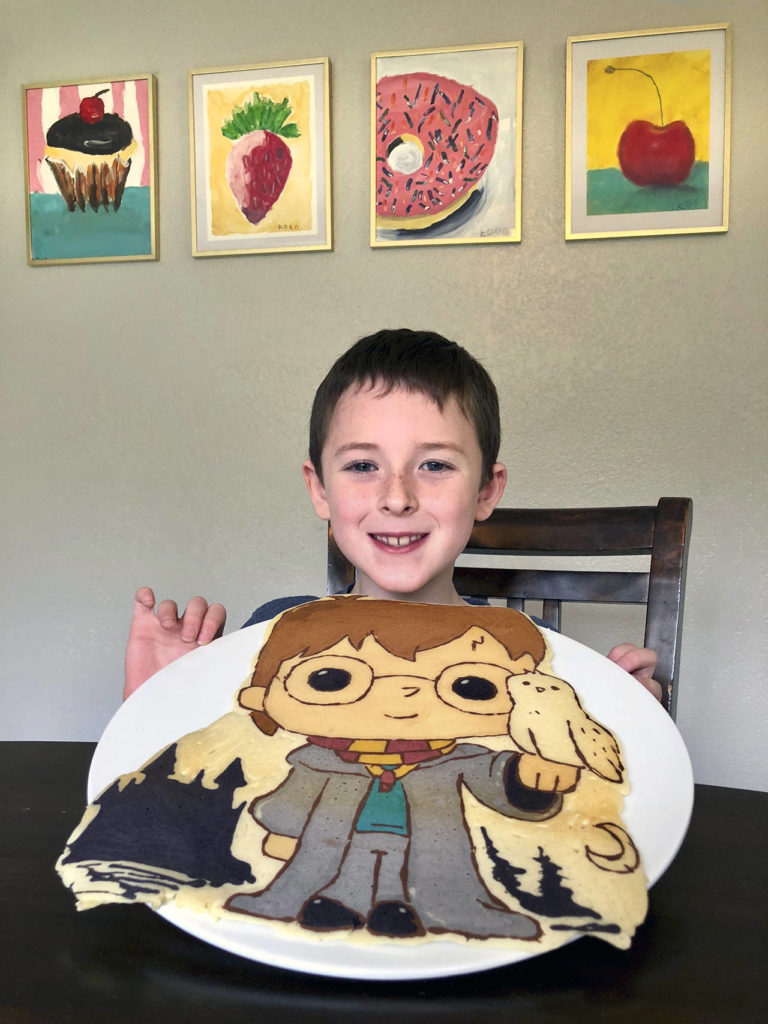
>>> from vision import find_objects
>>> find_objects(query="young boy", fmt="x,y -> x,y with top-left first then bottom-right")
125,329 -> 660,700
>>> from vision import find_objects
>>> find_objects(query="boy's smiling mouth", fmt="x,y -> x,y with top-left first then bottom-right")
371,533 -> 427,549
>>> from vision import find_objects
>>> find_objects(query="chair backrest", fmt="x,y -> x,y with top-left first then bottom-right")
327,497 -> 692,718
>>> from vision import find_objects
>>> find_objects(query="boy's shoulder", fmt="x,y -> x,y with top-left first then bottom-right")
242,595 -> 320,628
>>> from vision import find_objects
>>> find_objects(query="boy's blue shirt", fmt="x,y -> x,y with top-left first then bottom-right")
242,595 -> 325,628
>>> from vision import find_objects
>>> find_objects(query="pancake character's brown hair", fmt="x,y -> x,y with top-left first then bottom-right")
245,597 -> 546,734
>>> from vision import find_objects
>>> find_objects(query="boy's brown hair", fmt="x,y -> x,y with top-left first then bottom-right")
308,329 -> 501,485
244,597 -> 546,734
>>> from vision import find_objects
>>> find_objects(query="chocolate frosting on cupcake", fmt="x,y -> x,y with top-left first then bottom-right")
46,112 -> 133,155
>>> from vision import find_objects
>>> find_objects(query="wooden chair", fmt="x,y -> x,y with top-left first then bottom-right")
327,497 -> 692,718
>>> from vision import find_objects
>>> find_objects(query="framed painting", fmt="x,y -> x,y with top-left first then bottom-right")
23,74 -> 158,265
566,24 -> 731,240
189,58 -> 331,256
371,42 -> 523,247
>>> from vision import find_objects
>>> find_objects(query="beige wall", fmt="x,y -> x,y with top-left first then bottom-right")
2,0 -> 766,791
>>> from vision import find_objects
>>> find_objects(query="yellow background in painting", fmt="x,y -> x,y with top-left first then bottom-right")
587,51 -> 710,171
206,80 -> 312,236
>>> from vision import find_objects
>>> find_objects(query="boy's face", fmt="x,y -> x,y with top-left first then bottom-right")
240,629 -> 537,739
303,385 -> 506,604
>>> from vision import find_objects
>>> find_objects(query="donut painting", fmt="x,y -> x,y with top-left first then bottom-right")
372,43 -> 523,247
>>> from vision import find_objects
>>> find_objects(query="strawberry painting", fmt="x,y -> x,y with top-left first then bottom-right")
222,93 -> 299,225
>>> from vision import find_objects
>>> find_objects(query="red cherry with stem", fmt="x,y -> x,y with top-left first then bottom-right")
617,119 -> 695,186
79,89 -> 109,124
605,66 -> 695,186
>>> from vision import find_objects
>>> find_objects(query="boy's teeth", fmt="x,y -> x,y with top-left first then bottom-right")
373,534 -> 423,547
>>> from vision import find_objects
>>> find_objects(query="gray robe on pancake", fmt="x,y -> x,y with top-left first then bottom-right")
227,743 -> 562,939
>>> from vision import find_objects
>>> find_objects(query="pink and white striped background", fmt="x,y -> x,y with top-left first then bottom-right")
26,78 -> 151,194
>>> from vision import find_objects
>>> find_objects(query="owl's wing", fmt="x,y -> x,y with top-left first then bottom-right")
507,672 -> 624,783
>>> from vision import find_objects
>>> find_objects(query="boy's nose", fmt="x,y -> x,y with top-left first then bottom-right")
380,472 -> 417,513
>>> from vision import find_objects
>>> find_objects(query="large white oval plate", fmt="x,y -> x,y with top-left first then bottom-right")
89,621 -> 693,980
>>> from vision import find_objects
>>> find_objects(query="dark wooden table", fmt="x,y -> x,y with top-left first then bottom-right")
3,741 -> 766,1024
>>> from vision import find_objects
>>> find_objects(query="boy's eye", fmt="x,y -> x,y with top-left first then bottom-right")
421,460 -> 452,472
345,460 -> 377,473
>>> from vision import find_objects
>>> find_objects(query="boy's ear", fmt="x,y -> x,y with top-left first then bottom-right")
474,462 -> 507,522
302,458 -> 331,521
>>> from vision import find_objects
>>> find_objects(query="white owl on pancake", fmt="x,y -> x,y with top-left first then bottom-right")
507,672 -> 624,783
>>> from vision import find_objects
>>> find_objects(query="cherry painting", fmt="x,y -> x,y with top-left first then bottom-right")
585,49 -> 710,217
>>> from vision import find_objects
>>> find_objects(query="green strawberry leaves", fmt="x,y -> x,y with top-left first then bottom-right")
221,93 -> 300,140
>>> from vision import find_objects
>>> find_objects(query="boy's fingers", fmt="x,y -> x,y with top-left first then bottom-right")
134,586 -> 156,610
180,597 -> 227,643
607,643 -> 657,677
607,644 -> 663,701
197,603 -> 227,645
179,596 -> 209,641
156,599 -> 181,630
607,642 -> 634,663
131,590 -> 225,643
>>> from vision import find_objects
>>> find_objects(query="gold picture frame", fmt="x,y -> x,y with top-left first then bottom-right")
189,58 -> 332,257
566,24 -> 731,240
23,73 -> 158,266
371,42 -> 523,247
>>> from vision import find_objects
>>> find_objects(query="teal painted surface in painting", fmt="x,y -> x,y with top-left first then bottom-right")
29,187 -> 152,261
587,162 -> 709,216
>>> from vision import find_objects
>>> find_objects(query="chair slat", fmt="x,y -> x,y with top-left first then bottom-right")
454,568 -> 650,604
541,600 -> 561,631
465,506 -> 657,556
643,498 -> 692,718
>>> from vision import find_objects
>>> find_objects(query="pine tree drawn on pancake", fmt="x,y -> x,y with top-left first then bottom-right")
481,830 -> 600,919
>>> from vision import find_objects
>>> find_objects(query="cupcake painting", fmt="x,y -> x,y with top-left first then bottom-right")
23,75 -> 158,265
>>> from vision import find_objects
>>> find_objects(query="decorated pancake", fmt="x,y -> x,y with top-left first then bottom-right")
57,597 -> 647,953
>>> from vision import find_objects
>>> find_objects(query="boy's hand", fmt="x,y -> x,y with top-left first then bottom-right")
607,643 -> 662,702
124,587 -> 226,699
516,753 -> 581,793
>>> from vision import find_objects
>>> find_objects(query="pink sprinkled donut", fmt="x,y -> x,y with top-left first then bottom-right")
375,72 -> 499,230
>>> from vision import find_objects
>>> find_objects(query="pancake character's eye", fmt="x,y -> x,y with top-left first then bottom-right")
436,662 -> 513,715
283,655 -> 375,705
308,668 -> 352,692
451,676 -> 498,701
